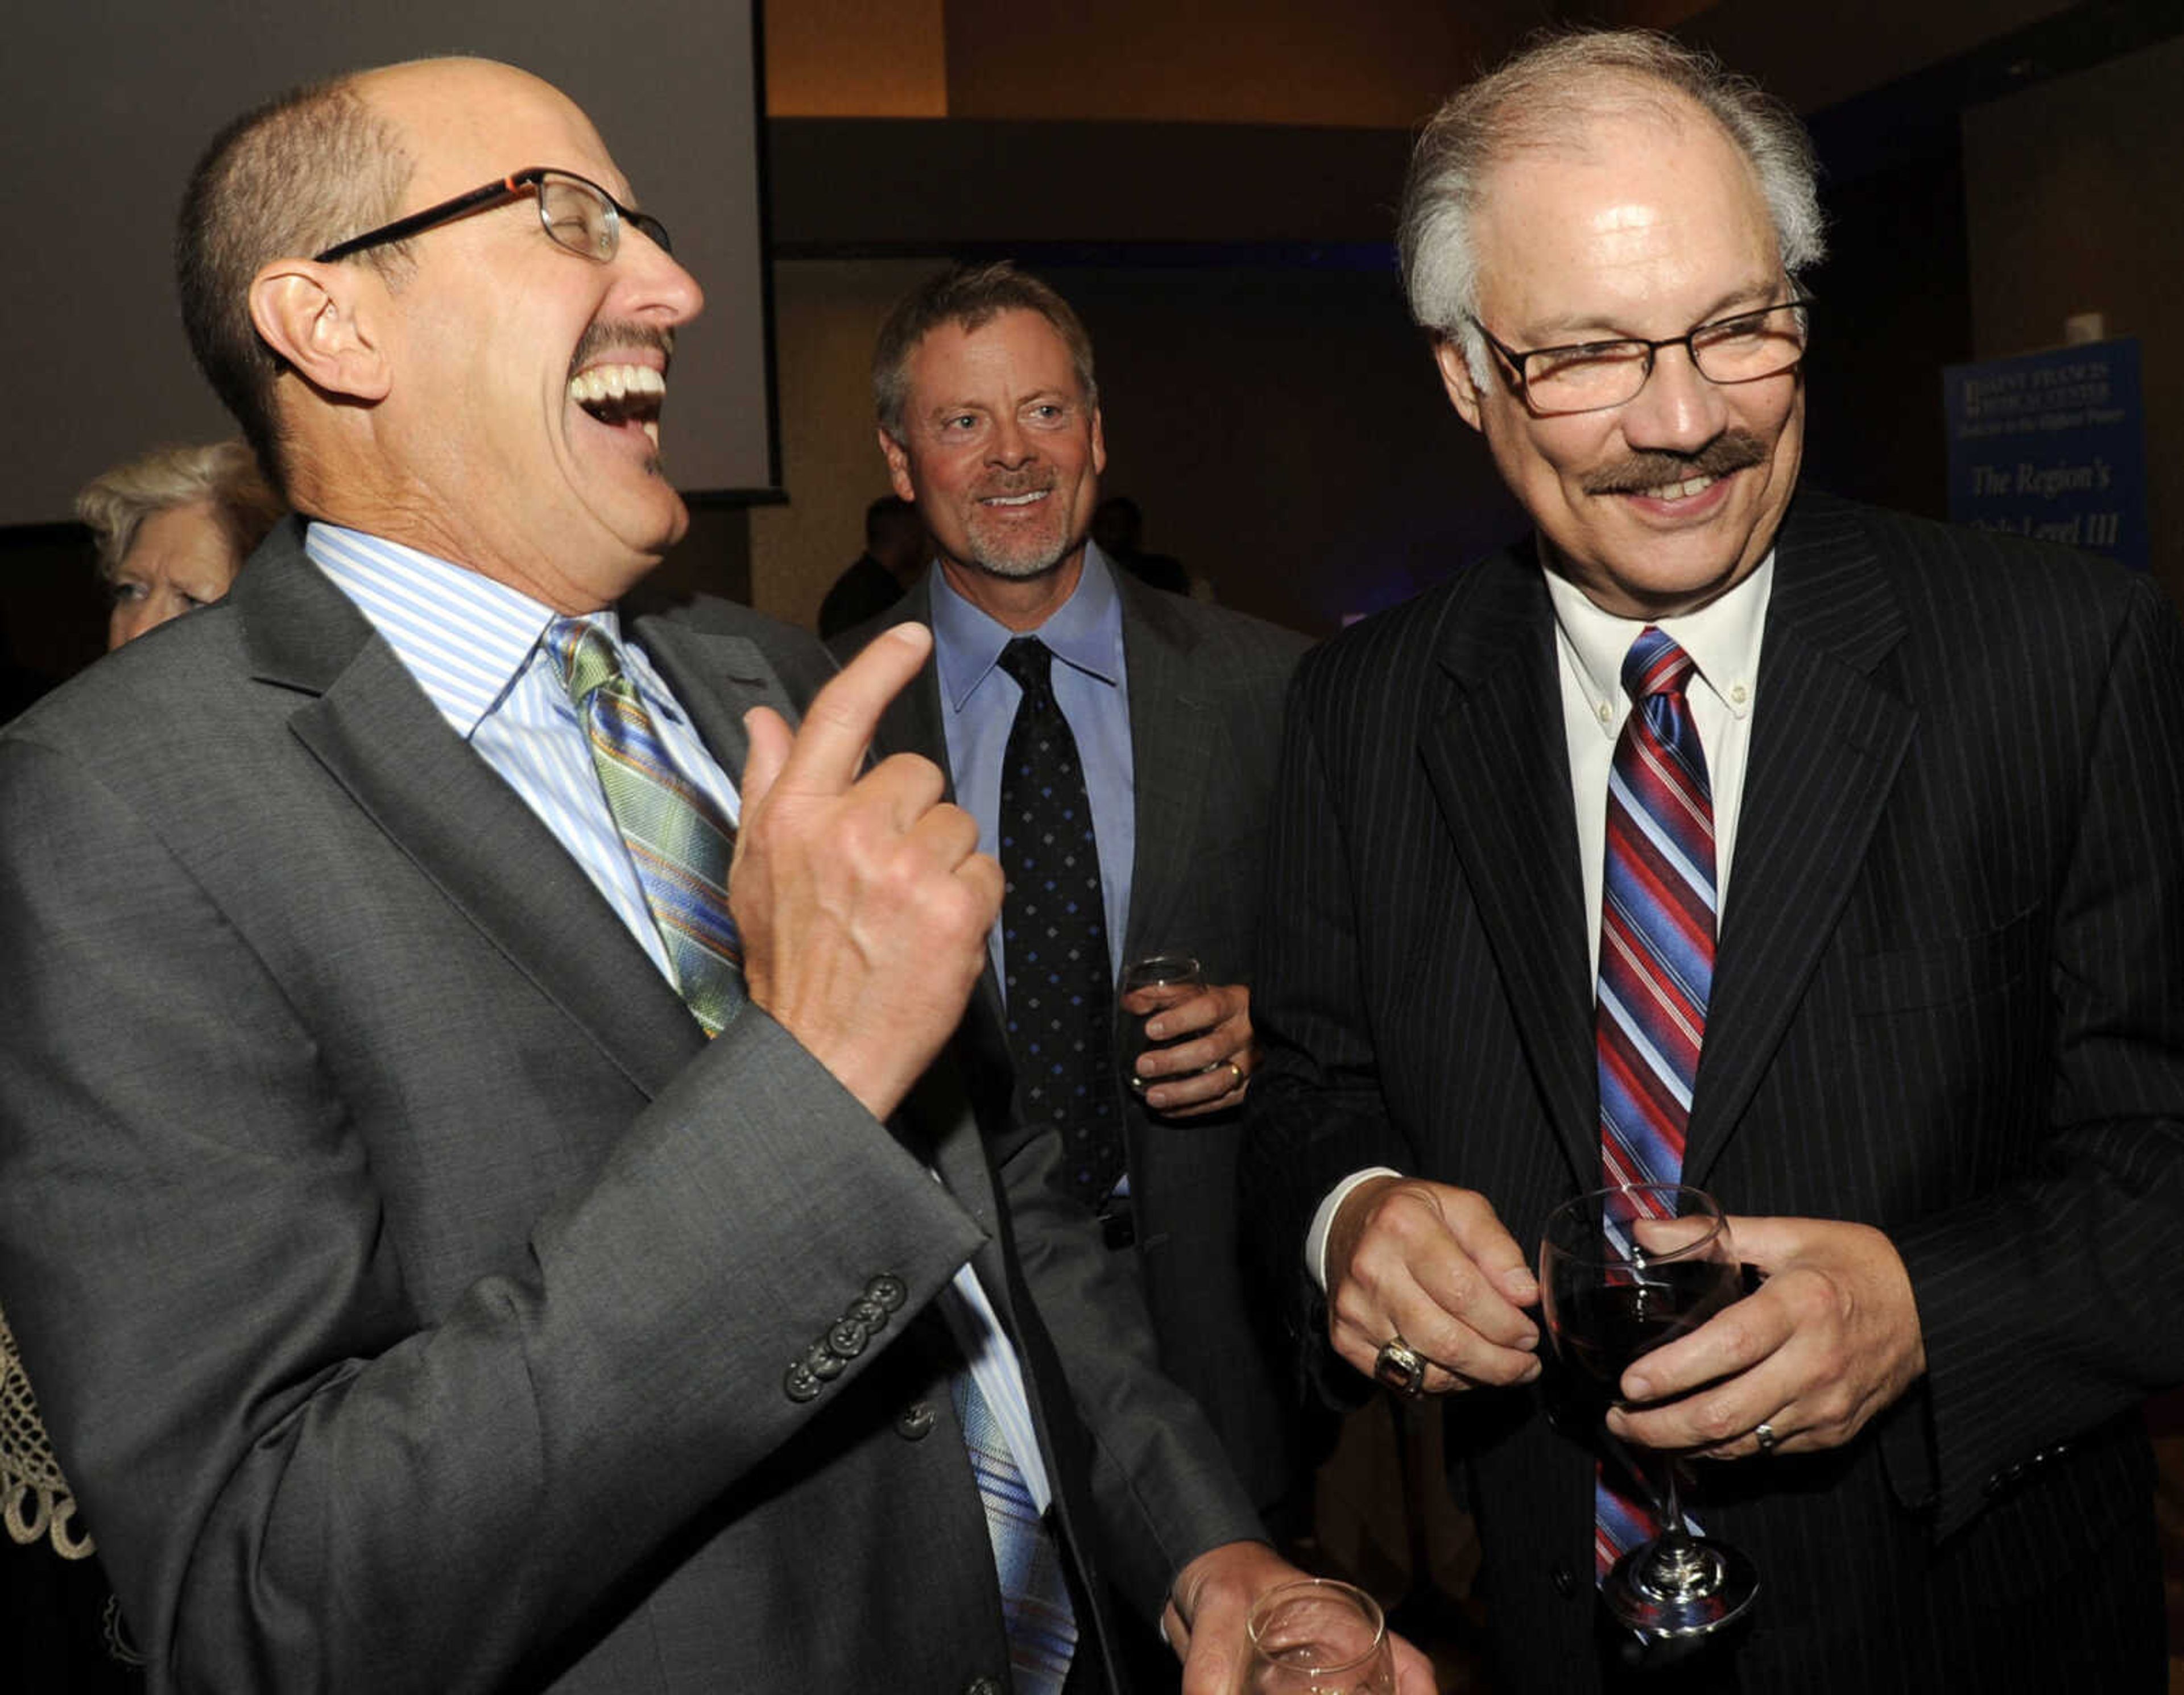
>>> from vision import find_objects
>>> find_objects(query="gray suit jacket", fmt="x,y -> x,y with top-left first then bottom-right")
835,566 -> 1313,1512
0,523 -> 1259,1693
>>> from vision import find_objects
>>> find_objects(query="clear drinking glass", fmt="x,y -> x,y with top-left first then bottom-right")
1246,1578 -> 1397,1695
1118,952 -> 1206,1101
1538,1182 -> 1758,1640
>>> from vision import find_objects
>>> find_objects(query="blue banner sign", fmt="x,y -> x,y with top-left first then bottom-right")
1942,338 -> 2146,570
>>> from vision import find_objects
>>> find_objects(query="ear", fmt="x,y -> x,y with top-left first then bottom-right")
878,426 -> 916,503
1089,405 -> 1107,478
1433,335 -> 1486,434
249,259 -> 391,403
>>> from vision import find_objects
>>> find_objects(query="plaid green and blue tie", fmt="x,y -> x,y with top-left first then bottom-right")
545,617 -> 745,1035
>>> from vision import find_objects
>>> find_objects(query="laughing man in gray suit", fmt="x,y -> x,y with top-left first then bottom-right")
834,266 -> 1314,1546
0,57 -> 1400,1695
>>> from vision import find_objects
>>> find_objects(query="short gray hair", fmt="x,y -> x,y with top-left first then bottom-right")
1399,27 -> 1825,383
176,76 -> 414,496
76,440 -> 285,581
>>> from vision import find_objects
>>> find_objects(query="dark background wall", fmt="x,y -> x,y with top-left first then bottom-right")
750,0 -> 2184,633
3,0 -> 2177,703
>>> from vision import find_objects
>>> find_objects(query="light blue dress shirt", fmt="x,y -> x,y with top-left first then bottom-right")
306,521 -> 1052,1511
928,541 -> 1136,995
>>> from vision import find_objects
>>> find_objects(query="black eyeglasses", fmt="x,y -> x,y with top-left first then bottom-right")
1469,299 -> 1814,417
313,167 -> 672,264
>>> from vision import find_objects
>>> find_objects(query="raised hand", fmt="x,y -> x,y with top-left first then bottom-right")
731,623 -> 1003,1120
1164,1541 -> 1437,1695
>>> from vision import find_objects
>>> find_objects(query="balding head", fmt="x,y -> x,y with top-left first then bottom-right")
177,73 -> 413,494
199,57 -> 702,610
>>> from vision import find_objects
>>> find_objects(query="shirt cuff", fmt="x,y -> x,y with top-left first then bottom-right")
1306,1168 -> 1404,1291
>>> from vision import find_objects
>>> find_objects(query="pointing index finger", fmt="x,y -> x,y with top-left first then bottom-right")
776,623 -> 932,797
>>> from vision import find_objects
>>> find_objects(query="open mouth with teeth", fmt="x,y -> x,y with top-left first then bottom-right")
569,362 -> 665,449
1635,472 -> 1720,502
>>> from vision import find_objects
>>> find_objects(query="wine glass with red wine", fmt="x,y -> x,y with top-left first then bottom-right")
1538,1182 -> 1757,1640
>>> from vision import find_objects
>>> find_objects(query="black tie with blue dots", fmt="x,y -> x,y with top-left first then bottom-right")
995,636 -> 1124,1211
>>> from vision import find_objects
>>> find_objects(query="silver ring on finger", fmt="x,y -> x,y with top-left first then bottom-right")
1755,1419 -> 1780,1455
1373,1334 -> 1428,1399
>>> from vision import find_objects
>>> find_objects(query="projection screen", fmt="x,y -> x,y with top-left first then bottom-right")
1,0 -> 775,525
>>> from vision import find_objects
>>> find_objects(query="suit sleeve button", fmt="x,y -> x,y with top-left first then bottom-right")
828,1318 -> 870,1358
965,1679 -> 1002,1695
784,1363 -> 822,1403
896,1401 -> 937,1441
804,1340 -> 847,1381
867,1274 -> 908,1311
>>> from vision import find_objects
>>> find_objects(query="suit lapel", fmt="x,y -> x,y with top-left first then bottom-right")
852,580 -> 953,788
1683,497 -> 1916,1181
1424,554 -> 1599,1183
635,617 -> 796,785
1116,579 -> 1213,961
842,582 -> 1017,1068
237,532 -> 734,1101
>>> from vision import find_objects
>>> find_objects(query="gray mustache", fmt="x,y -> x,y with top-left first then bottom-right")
1582,431 -> 1767,496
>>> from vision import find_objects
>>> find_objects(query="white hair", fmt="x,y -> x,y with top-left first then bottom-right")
1399,28 -> 1826,385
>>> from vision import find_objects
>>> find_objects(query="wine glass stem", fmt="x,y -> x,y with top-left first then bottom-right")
1656,1452 -> 1684,1535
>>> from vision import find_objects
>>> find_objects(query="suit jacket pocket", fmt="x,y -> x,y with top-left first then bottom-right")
1848,906 -> 2042,1014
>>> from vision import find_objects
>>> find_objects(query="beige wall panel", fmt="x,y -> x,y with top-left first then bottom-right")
941,0 -> 1540,129
751,259 -> 942,626
764,0 -> 948,117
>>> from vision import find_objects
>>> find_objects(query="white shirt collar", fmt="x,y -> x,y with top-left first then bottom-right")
1544,550 -> 1774,740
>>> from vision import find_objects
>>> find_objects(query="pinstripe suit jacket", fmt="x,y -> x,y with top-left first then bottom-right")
0,525 -> 1260,1694
1242,492 -> 2184,1693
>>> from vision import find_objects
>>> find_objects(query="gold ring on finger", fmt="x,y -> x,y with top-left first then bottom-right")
1373,1335 -> 1428,1399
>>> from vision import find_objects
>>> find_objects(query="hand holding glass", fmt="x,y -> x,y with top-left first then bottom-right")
1118,952 -> 1206,1104
1246,1578 -> 1397,1695
1538,1183 -> 1757,1639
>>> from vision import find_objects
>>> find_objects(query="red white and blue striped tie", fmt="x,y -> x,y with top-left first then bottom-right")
1593,625 -> 1715,1579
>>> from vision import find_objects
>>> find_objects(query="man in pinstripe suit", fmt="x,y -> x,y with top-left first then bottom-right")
1244,28 -> 2184,1693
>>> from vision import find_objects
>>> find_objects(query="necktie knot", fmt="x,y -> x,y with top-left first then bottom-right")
997,636 -> 1056,699
545,616 -> 622,708
1622,625 -> 1697,706
544,613 -> 743,1035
